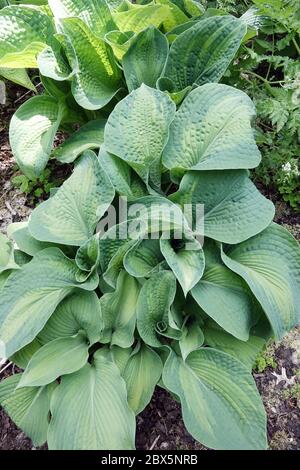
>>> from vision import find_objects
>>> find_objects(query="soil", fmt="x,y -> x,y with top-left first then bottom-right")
0,84 -> 299,451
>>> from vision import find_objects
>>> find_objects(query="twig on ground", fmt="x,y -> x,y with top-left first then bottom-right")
0,361 -> 13,376
149,435 -> 160,450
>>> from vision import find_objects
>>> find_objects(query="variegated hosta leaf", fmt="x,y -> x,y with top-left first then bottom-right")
9,95 -> 66,179
54,119 -> 106,163
47,350 -> 136,450
163,84 -> 261,171
0,6 -> 53,68
191,240 -> 258,341
99,148 -> 148,198
29,151 -> 115,246
0,248 -> 97,358
123,26 -> 169,92
104,84 -> 176,188
180,0 -> 205,16
163,349 -> 267,450
0,67 -> 36,90
123,343 -> 163,414
124,239 -> 164,278
0,374 -> 56,446
113,2 -> 169,33
0,233 -> 18,274
163,15 -> 246,90
137,271 -> 177,347
38,35 -> 73,82
203,323 -> 265,370
170,170 -> 275,244
8,222 -> 55,257
160,237 -> 205,297
221,224 -> 300,340
156,0 -> 189,32
59,17 -> 122,110
104,30 -> 135,61
49,0 -> 117,38
18,332 -> 89,388
38,291 -> 102,346
100,270 -> 140,348
179,321 -> 204,361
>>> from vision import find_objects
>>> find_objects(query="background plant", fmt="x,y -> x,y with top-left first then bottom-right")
221,0 -> 300,210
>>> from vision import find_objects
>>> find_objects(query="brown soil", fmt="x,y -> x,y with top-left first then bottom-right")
0,84 -> 299,451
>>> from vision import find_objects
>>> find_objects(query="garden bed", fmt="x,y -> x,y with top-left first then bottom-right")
1,86 -> 299,451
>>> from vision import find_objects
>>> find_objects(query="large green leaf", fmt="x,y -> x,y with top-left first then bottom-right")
170,170 -> 275,243
11,338 -> 42,370
0,248 -> 97,358
126,195 -> 192,239
104,30 -> 135,61
38,35 -> 73,82
163,84 -> 261,171
38,291 -> 102,346
18,332 -> 89,388
203,323 -> 265,370
137,271 -> 177,347
123,26 -> 169,92
49,0 -> 116,37
47,350 -> 136,450
29,151 -> 115,246
124,239 -> 164,277
59,17 -> 122,110
0,6 -> 53,68
104,84 -> 176,187
191,241 -> 258,341
113,2 -> 169,33
179,321 -> 204,361
99,149 -> 147,198
123,343 -> 163,414
7,222 -> 55,257
9,95 -> 65,179
163,349 -> 267,449
100,270 -> 140,348
221,224 -> 300,340
0,374 -> 55,446
160,237 -> 205,296
163,15 -> 246,90
54,119 -> 106,163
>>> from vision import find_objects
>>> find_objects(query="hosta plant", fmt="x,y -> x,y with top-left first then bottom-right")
1,80 -> 300,450
0,0 -> 255,179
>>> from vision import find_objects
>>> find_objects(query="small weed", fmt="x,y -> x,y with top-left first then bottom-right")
11,168 -> 61,202
254,342 -> 277,372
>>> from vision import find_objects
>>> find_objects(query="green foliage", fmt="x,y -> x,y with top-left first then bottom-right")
222,0 -> 300,211
0,0 -> 300,453
11,168 -> 62,201
0,0 -> 247,179
253,342 -> 277,372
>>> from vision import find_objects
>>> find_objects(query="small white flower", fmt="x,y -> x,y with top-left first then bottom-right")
282,162 -> 292,173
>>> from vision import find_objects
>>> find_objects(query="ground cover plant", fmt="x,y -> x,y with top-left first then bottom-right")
0,0 -> 300,451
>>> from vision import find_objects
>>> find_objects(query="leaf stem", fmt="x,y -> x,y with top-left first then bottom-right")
292,37 -> 300,56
